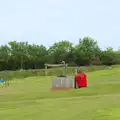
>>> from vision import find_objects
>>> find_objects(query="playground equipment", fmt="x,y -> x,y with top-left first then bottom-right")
51,70 -> 87,90
52,76 -> 74,90
51,74 -> 83,90
44,61 -> 67,76
45,62 -> 87,90
74,70 -> 87,88
45,61 -> 75,90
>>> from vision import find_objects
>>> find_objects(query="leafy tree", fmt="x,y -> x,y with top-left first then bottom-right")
48,40 -> 73,64
0,37 -> 119,71
74,37 -> 101,65
8,41 -> 28,69
0,45 -> 10,70
27,44 -> 47,69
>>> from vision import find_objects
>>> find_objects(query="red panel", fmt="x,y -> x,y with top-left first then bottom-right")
75,73 -> 87,87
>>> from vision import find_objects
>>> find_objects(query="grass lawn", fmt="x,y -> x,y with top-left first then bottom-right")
0,67 -> 120,120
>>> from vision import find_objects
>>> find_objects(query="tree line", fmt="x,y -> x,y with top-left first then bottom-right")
0,36 -> 120,71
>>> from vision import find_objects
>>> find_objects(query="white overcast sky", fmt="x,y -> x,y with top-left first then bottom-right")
0,0 -> 120,49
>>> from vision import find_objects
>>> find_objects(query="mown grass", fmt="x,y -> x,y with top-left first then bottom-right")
0,67 -> 120,119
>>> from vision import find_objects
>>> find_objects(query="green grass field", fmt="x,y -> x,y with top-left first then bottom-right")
0,67 -> 120,120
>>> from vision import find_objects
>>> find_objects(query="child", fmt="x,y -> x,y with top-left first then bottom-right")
0,78 -> 5,88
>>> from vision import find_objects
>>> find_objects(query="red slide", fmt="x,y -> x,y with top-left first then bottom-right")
75,73 -> 87,88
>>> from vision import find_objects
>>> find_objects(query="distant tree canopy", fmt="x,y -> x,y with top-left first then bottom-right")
0,37 -> 120,71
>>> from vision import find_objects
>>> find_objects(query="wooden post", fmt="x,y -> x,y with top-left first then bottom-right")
74,77 -> 76,89
65,64 -> 67,76
45,64 -> 47,76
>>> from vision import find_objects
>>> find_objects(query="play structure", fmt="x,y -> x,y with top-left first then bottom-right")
44,61 -> 67,76
45,61 -> 87,90
45,61 -> 73,90
74,70 -> 87,88
52,76 -> 73,90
